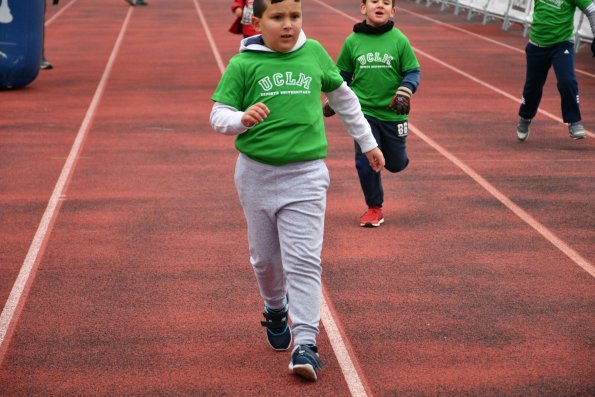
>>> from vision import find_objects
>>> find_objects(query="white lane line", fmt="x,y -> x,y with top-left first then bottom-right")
410,123 -> 595,278
193,1 -> 370,394
0,7 -> 134,363
192,0 -> 226,73
45,0 -> 80,27
418,48 -> 523,104
314,0 -> 594,276
312,0 -> 594,138
411,47 -> 594,138
321,287 -> 371,397
396,5 -> 594,79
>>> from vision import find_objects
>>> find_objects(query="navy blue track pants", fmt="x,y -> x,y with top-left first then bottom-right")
519,41 -> 581,123
355,115 -> 409,208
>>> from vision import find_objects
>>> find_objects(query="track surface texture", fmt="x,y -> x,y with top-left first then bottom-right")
0,0 -> 593,396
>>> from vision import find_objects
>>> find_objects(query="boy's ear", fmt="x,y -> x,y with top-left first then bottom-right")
359,3 -> 366,15
252,16 -> 262,32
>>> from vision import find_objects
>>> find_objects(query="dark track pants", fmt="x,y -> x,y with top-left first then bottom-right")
519,41 -> 581,123
355,115 -> 409,208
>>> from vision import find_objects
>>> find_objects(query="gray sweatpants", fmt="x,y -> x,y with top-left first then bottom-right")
234,153 -> 329,347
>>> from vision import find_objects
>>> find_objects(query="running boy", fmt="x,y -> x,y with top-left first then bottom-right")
210,0 -> 384,382
324,0 -> 420,227
515,0 -> 595,141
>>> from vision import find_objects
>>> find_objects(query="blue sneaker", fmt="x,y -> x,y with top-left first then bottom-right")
260,305 -> 292,351
288,344 -> 323,381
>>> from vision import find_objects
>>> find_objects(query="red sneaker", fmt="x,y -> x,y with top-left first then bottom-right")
359,206 -> 384,227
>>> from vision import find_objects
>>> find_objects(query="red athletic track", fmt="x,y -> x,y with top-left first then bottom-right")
0,0 -> 593,395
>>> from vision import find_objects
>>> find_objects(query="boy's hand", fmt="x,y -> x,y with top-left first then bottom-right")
242,102 -> 270,127
322,99 -> 335,117
388,86 -> 412,115
234,7 -> 243,17
364,147 -> 385,173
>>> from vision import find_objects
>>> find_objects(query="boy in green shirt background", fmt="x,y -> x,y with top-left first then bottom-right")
210,0 -> 384,382
325,0 -> 420,227
516,0 -> 595,141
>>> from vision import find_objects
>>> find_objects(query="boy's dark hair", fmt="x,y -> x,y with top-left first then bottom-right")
361,0 -> 396,6
253,0 -> 301,18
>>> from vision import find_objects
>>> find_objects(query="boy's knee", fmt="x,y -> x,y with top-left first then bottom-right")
384,158 -> 409,173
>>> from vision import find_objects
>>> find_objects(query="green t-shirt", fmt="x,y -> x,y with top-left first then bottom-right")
211,39 -> 344,166
336,28 -> 420,122
530,0 -> 591,46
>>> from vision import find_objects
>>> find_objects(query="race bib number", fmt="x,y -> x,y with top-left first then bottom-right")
241,5 -> 253,25
397,121 -> 408,137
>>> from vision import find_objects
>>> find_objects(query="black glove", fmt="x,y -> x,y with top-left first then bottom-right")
388,86 -> 412,115
591,40 -> 595,57
53,0 -> 60,4
322,99 -> 335,117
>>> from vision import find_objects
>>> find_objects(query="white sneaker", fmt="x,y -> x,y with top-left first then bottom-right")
568,123 -> 586,140
516,118 -> 531,142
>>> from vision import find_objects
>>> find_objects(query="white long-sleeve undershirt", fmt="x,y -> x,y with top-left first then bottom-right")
209,103 -> 248,136
209,82 -> 378,154
326,82 -> 377,153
